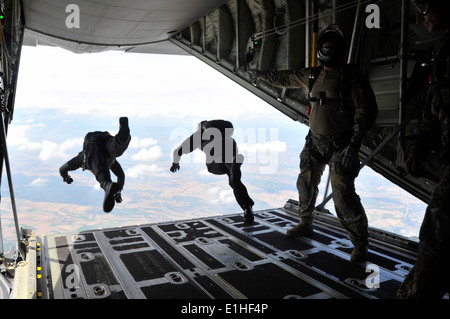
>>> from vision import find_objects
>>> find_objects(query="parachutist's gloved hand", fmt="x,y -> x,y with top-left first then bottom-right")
340,143 -> 360,169
170,163 -> 180,172
114,191 -> 122,204
63,175 -> 73,184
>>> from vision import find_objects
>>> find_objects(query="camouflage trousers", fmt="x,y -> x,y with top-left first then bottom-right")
397,168 -> 449,299
296,136 -> 369,246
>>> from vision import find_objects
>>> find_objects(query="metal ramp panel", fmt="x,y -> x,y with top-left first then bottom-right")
35,208 -> 417,300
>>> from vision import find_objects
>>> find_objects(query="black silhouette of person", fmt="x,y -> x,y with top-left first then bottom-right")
171,120 -> 255,223
59,117 -> 131,213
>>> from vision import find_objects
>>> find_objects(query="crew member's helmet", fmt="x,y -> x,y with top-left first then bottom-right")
317,24 -> 346,67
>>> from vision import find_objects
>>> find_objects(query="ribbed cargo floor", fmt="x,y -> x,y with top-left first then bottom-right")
36,207 -> 419,300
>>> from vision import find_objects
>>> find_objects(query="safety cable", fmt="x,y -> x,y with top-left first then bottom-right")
252,0 -> 375,40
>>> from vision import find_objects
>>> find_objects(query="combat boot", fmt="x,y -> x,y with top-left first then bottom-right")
350,243 -> 368,263
286,221 -> 313,238
243,206 -> 254,223
117,117 -> 130,144
103,181 -> 120,213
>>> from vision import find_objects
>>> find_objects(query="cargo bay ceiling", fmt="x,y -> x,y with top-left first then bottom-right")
2,0 -> 445,207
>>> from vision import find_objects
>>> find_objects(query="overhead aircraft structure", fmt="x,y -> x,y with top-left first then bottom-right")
0,0 -> 447,301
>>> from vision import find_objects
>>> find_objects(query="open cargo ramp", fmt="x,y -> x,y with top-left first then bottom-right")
17,202 -> 420,300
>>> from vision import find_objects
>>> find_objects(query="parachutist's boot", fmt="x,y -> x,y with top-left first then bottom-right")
103,181 -> 120,213
286,219 -> 313,237
243,206 -> 254,223
350,243 -> 368,263
118,117 -> 130,144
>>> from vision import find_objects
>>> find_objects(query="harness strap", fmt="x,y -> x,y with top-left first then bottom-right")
306,130 -> 352,164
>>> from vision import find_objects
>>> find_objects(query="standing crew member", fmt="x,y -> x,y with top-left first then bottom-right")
255,25 -> 378,262
170,120 -> 255,223
59,117 -> 131,213
397,0 -> 449,299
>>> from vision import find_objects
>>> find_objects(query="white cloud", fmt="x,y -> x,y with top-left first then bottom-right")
28,177 -> 50,187
14,118 -> 36,124
18,142 -> 42,152
36,138 -> 82,162
207,187 -> 235,205
131,145 -> 162,162
7,123 -> 83,159
39,140 -> 67,161
129,137 -> 158,148
7,124 -> 41,151
125,164 -> 167,179
60,138 -> 84,152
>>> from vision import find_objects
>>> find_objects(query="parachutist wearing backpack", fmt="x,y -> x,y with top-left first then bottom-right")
170,120 -> 255,223
255,25 -> 378,262
59,117 -> 131,213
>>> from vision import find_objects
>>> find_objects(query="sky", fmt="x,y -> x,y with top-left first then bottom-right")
0,45 -> 427,252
